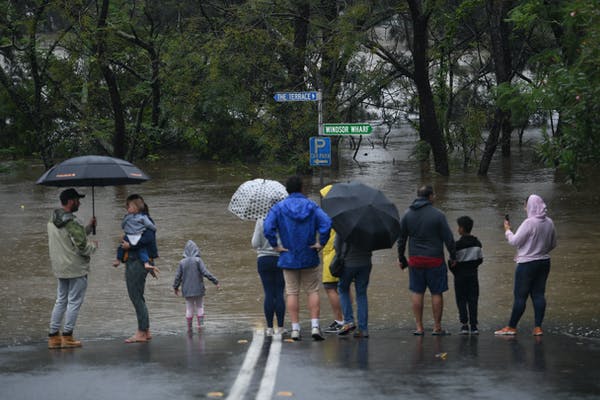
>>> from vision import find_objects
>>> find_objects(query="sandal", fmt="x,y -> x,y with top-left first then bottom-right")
413,330 -> 425,336
432,329 -> 450,336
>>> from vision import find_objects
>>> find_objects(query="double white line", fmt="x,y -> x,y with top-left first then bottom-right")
226,329 -> 283,400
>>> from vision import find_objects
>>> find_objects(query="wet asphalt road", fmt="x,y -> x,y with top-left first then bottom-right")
1,329 -> 598,400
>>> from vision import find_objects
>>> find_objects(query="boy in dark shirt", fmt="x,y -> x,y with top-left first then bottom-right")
450,216 -> 483,334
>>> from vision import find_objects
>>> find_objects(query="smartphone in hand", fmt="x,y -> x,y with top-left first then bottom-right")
504,214 -> 510,222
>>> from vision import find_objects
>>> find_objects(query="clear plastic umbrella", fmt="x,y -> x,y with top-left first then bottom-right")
228,178 -> 287,220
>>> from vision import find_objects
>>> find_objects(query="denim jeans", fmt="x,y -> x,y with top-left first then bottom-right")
49,276 -> 88,334
509,259 -> 551,328
338,265 -> 372,332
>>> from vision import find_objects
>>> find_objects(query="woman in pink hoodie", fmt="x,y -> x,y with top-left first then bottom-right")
495,194 -> 557,336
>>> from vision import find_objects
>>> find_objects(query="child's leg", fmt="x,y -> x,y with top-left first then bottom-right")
467,275 -> 480,326
115,235 -> 131,264
454,276 -> 469,324
138,247 -> 150,266
114,244 -> 124,266
138,248 -> 159,278
185,297 -> 195,319
196,296 -> 205,327
184,297 -> 194,332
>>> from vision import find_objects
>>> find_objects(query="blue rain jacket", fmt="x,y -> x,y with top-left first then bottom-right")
264,193 -> 331,269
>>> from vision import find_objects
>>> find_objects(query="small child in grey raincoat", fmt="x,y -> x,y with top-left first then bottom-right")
173,240 -> 220,331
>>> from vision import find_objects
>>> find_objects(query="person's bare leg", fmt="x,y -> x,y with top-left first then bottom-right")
308,291 -> 320,320
287,294 -> 299,324
325,287 -> 343,321
432,293 -> 444,331
411,292 -> 425,332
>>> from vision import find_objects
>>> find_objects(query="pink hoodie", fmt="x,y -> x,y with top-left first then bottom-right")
505,194 -> 557,263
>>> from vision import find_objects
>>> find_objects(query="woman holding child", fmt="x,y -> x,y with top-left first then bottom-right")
116,194 -> 159,343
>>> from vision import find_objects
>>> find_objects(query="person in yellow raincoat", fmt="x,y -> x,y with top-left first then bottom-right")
320,185 -> 345,334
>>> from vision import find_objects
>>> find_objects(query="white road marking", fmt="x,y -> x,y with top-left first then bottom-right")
226,330 -> 265,400
255,333 -> 282,400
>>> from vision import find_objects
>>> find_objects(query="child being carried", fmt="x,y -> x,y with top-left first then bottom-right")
113,197 -> 158,277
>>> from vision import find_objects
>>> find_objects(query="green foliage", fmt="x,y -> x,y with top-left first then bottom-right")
413,140 -> 431,162
449,106 -> 485,169
0,0 -> 596,180
508,0 -> 600,181
494,83 -> 535,128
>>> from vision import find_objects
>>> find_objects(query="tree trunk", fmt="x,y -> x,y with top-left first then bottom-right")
478,0 -> 513,175
149,47 -> 161,128
407,0 -> 449,176
291,0 -> 309,88
97,0 -> 127,159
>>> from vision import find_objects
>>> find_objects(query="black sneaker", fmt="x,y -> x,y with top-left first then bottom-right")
470,325 -> 479,335
460,324 -> 470,335
324,321 -> 342,334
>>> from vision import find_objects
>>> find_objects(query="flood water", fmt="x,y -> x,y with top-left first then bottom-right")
1,127 -> 599,347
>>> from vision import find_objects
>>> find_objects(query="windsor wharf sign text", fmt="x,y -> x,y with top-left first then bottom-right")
323,123 -> 373,135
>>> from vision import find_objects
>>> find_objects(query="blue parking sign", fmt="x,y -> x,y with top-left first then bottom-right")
310,137 -> 331,166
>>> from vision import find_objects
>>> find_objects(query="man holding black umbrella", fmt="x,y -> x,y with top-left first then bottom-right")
397,185 -> 455,336
47,188 -> 97,349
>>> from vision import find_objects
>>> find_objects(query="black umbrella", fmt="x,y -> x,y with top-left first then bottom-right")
36,155 -> 150,233
321,181 -> 400,251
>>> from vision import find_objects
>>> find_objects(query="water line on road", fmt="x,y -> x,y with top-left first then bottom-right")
226,329 -> 265,400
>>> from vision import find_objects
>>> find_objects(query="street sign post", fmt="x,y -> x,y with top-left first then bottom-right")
323,123 -> 372,135
273,91 -> 319,102
309,137 -> 331,166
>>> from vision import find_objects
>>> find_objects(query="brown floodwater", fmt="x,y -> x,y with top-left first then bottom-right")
1,127 -> 599,346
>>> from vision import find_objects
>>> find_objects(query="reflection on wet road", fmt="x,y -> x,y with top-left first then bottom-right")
1,331 -> 598,399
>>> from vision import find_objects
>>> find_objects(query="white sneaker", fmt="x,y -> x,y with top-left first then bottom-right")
291,329 -> 301,341
265,328 -> 274,337
275,327 -> 287,336
311,327 -> 325,341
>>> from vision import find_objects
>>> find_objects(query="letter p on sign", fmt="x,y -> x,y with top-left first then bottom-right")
309,137 -> 331,166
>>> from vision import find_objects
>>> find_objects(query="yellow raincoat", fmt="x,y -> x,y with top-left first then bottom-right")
320,185 -> 338,284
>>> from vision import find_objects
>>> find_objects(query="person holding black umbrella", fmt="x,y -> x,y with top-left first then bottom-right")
334,233 -> 373,338
47,188 -> 97,349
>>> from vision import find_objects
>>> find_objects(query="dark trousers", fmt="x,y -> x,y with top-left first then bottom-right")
125,257 -> 149,331
509,259 -> 551,328
257,256 -> 285,328
454,273 -> 479,325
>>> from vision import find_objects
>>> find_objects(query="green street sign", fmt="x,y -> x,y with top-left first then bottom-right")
323,123 -> 372,135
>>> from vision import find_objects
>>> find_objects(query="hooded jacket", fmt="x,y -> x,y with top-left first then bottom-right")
173,240 -> 219,298
506,194 -> 556,263
263,192 -> 332,269
47,209 -> 96,279
397,197 -> 455,264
